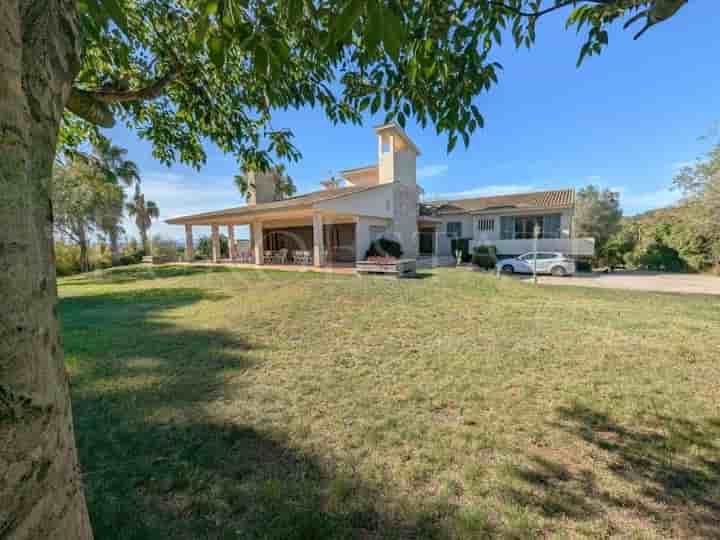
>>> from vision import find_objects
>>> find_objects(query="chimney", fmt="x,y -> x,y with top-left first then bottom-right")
375,123 -> 421,186
246,170 -> 282,205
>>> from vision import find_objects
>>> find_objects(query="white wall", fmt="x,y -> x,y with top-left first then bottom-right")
356,217 -> 391,260
315,184 -> 393,218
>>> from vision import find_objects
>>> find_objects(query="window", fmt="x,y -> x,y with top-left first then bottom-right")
543,214 -> 561,239
446,222 -> 462,238
500,214 -> 562,239
478,218 -> 495,232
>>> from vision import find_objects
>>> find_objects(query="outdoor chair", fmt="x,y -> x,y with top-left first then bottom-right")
263,250 -> 274,264
273,248 -> 289,264
293,250 -> 312,265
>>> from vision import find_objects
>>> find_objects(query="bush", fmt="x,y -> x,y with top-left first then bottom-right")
118,252 -> 143,266
366,237 -> 403,259
631,242 -> 686,272
575,259 -> 593,272
472,245 -> 497,269
55,242 -> 82,276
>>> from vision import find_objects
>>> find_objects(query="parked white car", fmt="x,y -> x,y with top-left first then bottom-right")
497,252 -> 576,276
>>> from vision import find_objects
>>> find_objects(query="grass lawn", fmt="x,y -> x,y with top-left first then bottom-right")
59,265 -> 720,539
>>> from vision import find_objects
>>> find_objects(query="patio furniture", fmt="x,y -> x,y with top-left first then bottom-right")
263,250 -> 274,264
272,248 -> 289,264
237,251 -> 253,263
293,250 -> 312,265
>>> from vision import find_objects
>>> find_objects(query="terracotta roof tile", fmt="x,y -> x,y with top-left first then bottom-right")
430,189 -> 575,214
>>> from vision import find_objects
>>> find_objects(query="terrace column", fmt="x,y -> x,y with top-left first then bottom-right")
211,224 -> 220,263
184,224 -> 193,261
313,213 -> 324,267
253,221 -> 264,265
227,224 -> 236,260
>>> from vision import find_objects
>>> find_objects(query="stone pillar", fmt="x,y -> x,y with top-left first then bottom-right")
313,213 -> 324,267
253,221 -> 264,265
227,224 -> 236,260
184,224 -> 193,261
211,224 -> 220,263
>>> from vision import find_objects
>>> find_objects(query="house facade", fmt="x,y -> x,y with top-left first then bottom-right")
166,124 -> 594,265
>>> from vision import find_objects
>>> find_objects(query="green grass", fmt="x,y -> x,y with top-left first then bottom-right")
59,265 -> 720,539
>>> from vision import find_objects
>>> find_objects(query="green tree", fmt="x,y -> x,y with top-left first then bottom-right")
673,144 -> 720,267
0,0 -> 691,536
90,141 -> 141,263
53,157 -> 124,272
575,185 -> 623,258
126,185 -> 160,253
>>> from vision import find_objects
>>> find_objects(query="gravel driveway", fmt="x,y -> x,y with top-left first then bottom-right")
526,271 -> 720,296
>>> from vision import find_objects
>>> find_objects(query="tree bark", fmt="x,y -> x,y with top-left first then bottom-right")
108,227 -> 120,265
77,224 -> 89,273
0,1 -> 93,539
139,226 -> 149,254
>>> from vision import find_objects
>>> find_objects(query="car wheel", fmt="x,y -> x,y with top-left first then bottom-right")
502,264 -> 514,274
550,266 -> 567,277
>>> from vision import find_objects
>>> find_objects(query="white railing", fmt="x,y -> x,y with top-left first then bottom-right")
475,238 -> 595,256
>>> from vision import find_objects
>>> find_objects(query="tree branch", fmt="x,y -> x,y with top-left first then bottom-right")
488,0 -> 612,18
79,68 -> 181,104
66,67 -> 181,127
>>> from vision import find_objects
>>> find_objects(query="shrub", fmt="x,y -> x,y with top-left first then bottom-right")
55,242 -> 82,276
118,252 -> 143,266
472,245 -> 497,269
575,259 -> 593,272
631,242 -> 686,272
366,237 -> 403,259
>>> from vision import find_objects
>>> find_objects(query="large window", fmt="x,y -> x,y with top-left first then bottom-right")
446,221 -> 462,238
499,214 -> 562,240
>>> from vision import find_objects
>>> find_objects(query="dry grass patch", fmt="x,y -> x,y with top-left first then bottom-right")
59,265 -> 720,539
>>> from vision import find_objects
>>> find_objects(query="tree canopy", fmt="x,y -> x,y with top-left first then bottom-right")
65,0 -> 689,169
575,185 -> 623,254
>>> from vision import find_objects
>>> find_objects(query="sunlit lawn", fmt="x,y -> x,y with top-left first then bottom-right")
59,264 -> 720,539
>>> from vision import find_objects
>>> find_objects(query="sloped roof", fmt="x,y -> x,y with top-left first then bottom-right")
165,184 -> 388,224
428,189 -> 575,215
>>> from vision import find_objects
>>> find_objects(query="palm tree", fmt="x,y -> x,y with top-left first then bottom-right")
126,185 -> 160,254
91,141 -> 140,263
234,164 -> 296,202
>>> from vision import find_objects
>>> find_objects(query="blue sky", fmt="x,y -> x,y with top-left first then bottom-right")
110,1 -> 719,241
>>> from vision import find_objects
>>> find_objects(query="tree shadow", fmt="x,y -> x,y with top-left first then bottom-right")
60,287 -> 473,539
502,402 -> 720,537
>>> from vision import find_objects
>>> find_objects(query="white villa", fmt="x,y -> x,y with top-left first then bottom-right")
166,124 -> 594,266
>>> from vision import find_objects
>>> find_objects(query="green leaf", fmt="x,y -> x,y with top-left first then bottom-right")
366,0 -> 382,52
447,133 -> 457,153
99,0 -> 129,35
331,0 -> 365,45
208,35 -> 226,68
370,94 -> 381,114
382,6 -> 403,62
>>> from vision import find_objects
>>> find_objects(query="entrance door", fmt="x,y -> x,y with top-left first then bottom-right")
418,228 -> 435,255
326,223 -> 356,263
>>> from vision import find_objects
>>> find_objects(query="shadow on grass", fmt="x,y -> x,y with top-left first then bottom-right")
502,402 -> 720,537
60,286 -> 476,539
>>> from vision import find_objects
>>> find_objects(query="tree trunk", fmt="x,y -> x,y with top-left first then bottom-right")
109,226 -> 120,265
0,1 -> 93,539
139,226 -> 149,254
78,224 -> 89,273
